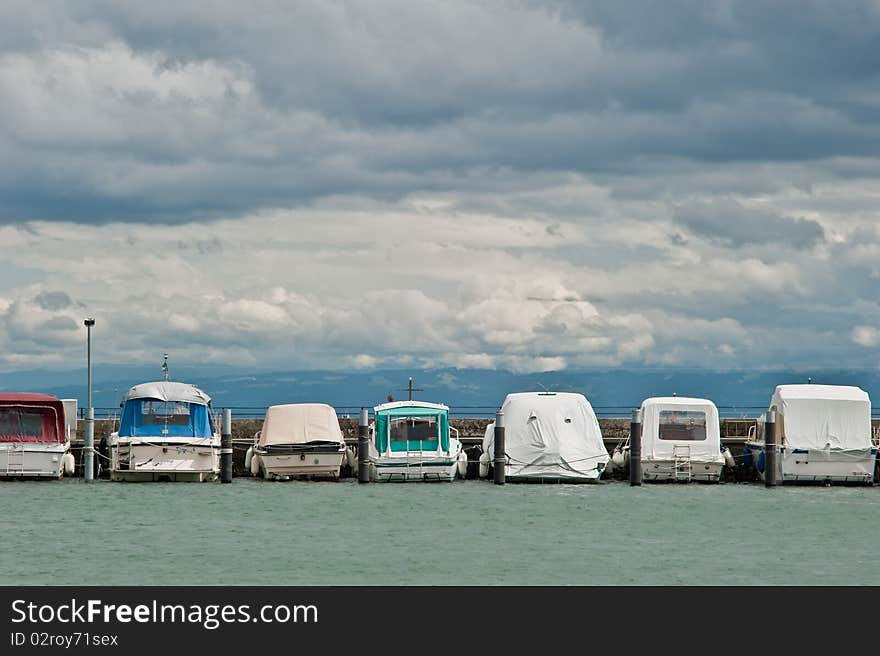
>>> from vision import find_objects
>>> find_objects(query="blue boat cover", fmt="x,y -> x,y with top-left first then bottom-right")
119,398 -> 213,438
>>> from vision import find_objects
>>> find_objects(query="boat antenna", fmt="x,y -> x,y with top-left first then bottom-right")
162,354 -> 170,381
396,376 -> 423,401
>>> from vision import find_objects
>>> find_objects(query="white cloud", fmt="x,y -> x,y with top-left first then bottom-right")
351,354 -> 379,369
852,326 -> 880,348
2,180 -> 879,371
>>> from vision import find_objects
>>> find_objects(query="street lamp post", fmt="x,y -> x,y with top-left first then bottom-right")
84,318 -> 95,482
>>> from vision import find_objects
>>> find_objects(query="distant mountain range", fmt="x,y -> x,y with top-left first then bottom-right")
2,365 -> 879,418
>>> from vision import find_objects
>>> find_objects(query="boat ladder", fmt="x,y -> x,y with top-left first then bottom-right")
408,445 -> 424,480
672,444 -> 692,482
6,444 -> 23,474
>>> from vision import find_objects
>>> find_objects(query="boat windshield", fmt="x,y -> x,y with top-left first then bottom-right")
376,408 -> 449,453
140,400 -> 191,426
390,416 -> 438,443
119,398 -> 213,438
658,410 -> 707,441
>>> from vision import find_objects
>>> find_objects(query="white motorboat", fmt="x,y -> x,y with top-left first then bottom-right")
369,400 -> 466,482
636,396 -> 726,482
108,381 -> 220,482
744,384 -> 875,485
0,393 -> 75,479
247,403 -> 348,480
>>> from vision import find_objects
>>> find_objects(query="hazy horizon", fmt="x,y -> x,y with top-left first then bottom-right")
5,364 -> 879,417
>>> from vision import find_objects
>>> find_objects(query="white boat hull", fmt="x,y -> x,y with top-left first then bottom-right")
505,462 -> 606,483
110,439 -> 220,482
745,441 -> 876,484
374,456 -> 460,481
372,440 -> 463,482
0,442 -> 69,479
641,458 -> 724,482
257,449 -> 345,480
614,445 -> 725,482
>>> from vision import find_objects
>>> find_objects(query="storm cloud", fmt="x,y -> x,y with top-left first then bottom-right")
674,199 -> 825,249
1,1 -> 879,222
33,291 -> 75,311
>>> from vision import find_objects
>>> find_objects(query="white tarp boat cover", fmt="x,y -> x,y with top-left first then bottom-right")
482,392 -> 609,479
639,397 -> 724,463
122,381 -> 211,406
258,403 -> 344,447
770,384 -> 872,450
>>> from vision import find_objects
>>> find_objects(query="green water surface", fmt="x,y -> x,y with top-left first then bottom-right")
2,479 -> 878,585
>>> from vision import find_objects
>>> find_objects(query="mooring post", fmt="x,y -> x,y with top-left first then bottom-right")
764,410 -> 777,488
358,408 -> 370,483
84,406 -> 94,482
629,408 -> 642,486
493,410 -> 505,485
221,408 -> 233,483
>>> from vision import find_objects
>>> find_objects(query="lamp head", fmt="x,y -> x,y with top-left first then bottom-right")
84,318 -> 95,327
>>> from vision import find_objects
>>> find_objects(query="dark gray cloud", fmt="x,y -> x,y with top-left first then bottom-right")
674,199 -> 825,249
33,291 -> 74,310
177,238 -> 223,255
0,1 -> 878,224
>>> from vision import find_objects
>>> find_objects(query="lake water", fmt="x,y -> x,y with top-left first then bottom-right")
3,479 -> 879,585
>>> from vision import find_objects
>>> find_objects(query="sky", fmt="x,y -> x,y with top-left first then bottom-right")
1,0 -> 879,374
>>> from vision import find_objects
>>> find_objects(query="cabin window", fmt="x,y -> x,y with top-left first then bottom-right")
658,410 -> 707,441
389,416 -> 438,443
140,401 -> 192,427
0,409 -> 46,438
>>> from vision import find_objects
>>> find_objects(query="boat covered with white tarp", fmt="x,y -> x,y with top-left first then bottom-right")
481,392 -> 609,482
744,384 -> 876,485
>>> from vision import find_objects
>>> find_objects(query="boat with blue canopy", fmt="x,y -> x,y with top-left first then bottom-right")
107,380 -> 220,482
